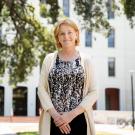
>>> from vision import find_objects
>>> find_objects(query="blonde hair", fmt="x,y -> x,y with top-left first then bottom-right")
54,19 -> 80,48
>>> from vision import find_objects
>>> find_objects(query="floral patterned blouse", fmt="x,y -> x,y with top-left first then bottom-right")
48,54 -> 85,113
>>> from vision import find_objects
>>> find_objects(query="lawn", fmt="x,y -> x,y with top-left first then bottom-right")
17,132 -> 39,135
17,132 -> 119,135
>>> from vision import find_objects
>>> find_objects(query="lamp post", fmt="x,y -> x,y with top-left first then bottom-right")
130,70 -> 135,130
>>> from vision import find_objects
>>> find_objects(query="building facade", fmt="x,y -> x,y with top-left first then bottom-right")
0,0 -> 135,116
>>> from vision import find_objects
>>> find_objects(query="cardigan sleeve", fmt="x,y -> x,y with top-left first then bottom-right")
38,54 -> 54,112
80,57 -> 98,112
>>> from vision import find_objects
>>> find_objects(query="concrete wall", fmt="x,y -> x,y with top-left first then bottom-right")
94,110 -> 133,125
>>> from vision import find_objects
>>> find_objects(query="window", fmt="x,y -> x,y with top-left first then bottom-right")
85,31 -> 92,47
107,0 -> 114,19
0,86 -> 4,116
63,0 -> 70,17
13,87 -> 28,116
108,57 -> 115,77
108,9 -> 114,19
108,29 -> 115,48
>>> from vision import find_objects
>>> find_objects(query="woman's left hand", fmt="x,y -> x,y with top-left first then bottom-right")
54,111 -> 76,127
54,106 -> 85,127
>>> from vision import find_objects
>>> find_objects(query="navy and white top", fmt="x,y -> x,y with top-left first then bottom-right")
48,54 -> 85,113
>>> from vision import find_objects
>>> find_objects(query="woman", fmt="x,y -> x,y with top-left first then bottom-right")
38,19 -> 97,135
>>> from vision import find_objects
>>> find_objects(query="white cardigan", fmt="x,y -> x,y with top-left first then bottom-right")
38,50 -> 98,135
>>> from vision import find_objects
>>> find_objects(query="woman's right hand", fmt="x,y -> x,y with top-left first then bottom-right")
48,108 -> 71,134
59,123 -> 71,134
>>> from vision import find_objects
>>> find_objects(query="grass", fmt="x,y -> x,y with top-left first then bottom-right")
17,132 -> 39,135
17,132 -> 119,135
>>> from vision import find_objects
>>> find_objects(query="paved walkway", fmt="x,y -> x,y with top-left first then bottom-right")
96,124 -> 135,135
0,123 -> 38,135
0,122 -> 135,135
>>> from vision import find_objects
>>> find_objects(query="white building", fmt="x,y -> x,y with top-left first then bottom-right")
0,0 -> 135,116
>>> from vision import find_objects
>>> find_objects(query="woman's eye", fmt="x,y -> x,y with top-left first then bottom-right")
68,32 -> 72,34
60,33 -> 64,35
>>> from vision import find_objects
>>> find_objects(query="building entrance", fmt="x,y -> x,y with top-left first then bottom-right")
13,86 -> 27,116
105,88 -> 120,110
0,86 -> 4,116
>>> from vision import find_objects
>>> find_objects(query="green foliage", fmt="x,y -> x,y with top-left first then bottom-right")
17,131 -> 119,135
17,132 -> 38,135
1,0 -> 135,85
0,0 -> 56,85
40,3 -> 48,18
46,0 -> 60,24
74,0 -> 112,35
74,0 -> 135,34
40,0 -> 60,24
121,0 -> 135,27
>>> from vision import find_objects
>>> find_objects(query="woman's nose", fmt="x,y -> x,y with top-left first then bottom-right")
63,33 -> 69,39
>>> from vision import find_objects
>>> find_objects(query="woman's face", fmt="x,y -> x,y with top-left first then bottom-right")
58,24 -> 78,48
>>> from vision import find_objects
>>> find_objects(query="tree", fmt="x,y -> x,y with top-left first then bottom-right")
122,0 -> 135,27
74,0 -> 135,34
0,0 -> 59,85
0,0 -> 135,85
40,0 -> 60,23
74,0 -> 111,34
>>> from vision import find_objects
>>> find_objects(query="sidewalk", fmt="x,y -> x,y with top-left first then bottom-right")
0,123 -> 38,135
96,124 -> 135,135
0,122 -> 135,135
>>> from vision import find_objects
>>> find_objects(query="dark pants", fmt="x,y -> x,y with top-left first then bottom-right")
50,113 -> 87,135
